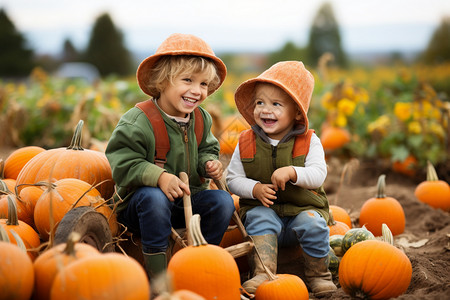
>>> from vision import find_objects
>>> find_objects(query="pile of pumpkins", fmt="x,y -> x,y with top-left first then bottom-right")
1,118 -> 449,299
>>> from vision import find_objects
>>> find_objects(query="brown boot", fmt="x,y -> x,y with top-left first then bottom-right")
302,252 -> 337,296
242,234 -> 278,294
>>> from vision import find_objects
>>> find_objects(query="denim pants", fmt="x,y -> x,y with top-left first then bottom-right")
118,186 -> 235,253
244,206 -> 330,258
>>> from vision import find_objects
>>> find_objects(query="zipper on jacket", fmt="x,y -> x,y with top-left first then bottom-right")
181,124 -> 190,177
271,145 -> 278,170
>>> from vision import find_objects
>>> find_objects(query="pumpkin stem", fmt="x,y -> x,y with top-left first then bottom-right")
6,195 -> 20,226
0,159 -> 5,179
63,232 -> 82,256
327,210 -> 337,226
381,223 -> 394,245
9,229 -> 28,253
426,160 -> 439,181
189,214 -> 208,247
67,120 -> 85,151
376,174 -> 387,198
0,224 -> 10,242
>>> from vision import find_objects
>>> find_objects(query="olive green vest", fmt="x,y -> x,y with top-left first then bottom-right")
238,129 -> 329,222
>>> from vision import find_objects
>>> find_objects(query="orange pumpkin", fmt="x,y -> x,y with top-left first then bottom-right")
50,253 -> 150,300
339,240 -> 412,299
16,120 -> 114,200
168,215 -> 241,299
33,232 -> 100,300
33,178 -> 103,241
359,174 -> 405,236
154,290 -> 206,300
255,274 -> 309,300
329,205 -> 352,228
320,126 -> 351,151
0,195 -> 40,261
414,161 -> 450,211
328,211 -> 350,236
4,146 -> 46,180
0,226 -> 35,300
392,155 -> 418,177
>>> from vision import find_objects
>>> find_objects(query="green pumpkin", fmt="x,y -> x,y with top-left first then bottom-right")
328,249 -> 340,277
329,234 -> 345,257
341,226 -> 375,254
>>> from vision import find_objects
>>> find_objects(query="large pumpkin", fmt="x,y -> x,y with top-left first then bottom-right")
414,161 -> 450,211
359,174 -> 405,236
339,239 -> 412,299
33,178 -> 104,241
50,253 -> 150,300
33,232 -> 100,300
4,146 -> 46,180
167,214 -> 241,299
16,120 -> 114,200
0,226 -> 35,300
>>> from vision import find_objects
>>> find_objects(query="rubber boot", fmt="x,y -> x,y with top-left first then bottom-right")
143,251 -> 167,299
302,252 -> 337,296
242,234 -> 278,295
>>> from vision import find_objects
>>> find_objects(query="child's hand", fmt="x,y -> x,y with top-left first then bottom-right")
253,183 -> 277,207
205,160 -> 223,180
271,166 -> 296,191
157,172 -> 190,202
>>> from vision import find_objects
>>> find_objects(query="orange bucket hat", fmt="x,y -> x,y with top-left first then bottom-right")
234,61 -> 314,130
137,33 -> 227,97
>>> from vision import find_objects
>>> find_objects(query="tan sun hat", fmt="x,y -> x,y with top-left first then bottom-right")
137,33 -> 227,97
234,61 -> 314,130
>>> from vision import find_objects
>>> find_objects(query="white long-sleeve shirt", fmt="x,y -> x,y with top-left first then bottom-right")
226,132 -> 327,199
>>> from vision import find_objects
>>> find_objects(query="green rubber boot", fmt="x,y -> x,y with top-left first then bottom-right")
303,252 -> 337,296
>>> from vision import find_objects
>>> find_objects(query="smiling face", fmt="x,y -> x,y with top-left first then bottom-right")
158,71 -> 210,117
253,83 -> 302,140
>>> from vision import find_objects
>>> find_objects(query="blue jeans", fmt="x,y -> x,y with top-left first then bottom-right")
118,186 -> 235,253
244,206 -> 330,258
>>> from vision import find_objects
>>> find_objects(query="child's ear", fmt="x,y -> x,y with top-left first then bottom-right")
295,110 -> 303,122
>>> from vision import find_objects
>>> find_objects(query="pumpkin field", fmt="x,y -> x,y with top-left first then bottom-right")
1,63 -> 449,299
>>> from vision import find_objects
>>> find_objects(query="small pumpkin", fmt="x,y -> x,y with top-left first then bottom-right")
50,253 -> 150,300
254,273 -> 309,300
320,126 -> 351,151
15,120 -> 114,200
167,214 -> 241,300
4,146 -> 46,180
328,211 -> 350,236
339,239 -> 412,299
329,234 -> 344,256
329,205 -> 352,228
0,195 -> 40,260
327,248 -> 340,277
33,232 -> 100,300
359,174 -> 405,236
217,115 -> 251,155
0,225 -> 35,300
392,155 -> 417,177
341,226 -> 375,254
414,161 -> 450,211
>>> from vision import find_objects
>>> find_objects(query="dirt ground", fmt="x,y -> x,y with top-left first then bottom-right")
1,147 -> 449,299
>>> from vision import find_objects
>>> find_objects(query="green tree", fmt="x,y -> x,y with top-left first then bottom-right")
84,13 -> 132,77
61,38 -> 80,62
0,8 -> 34,77
266,41 -> 307,68
420,17 -> 450,64
306,2 -> 347,68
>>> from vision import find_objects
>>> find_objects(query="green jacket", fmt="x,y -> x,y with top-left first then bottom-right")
238,129 -> 329,222
105,100 -> 219,212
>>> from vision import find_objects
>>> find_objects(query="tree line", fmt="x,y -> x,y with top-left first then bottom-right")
1,2 -> 449,79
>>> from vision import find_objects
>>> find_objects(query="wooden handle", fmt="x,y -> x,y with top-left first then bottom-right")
179,172 -> 193,245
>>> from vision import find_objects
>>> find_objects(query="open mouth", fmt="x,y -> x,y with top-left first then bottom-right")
182,96 -> 198,104
262,118 -> 277,126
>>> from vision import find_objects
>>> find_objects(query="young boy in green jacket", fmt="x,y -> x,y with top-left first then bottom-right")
106,33 -> 235,283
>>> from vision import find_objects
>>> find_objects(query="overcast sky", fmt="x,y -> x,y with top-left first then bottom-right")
1,0 -> 449,56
